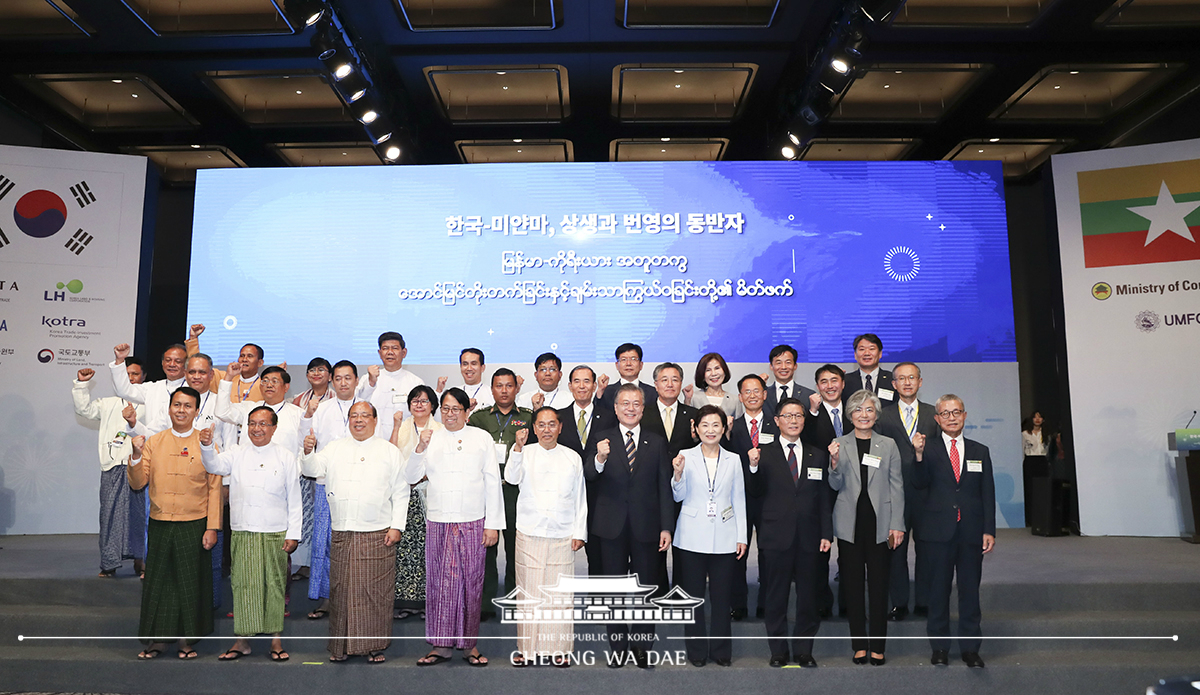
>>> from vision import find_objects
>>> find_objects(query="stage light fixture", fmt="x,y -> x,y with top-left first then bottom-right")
284,0 -> 327,28
781,145 -> 796,159
831,58 -> 850,75
334,63 -> 353,80
363,115 -> 395,145
359,110 -> 378,124
334,72 -> 369,103
384,145 -> 401,161
859,0 -> 907,24
842,19 -> 869,58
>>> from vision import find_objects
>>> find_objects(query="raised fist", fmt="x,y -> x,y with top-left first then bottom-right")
515,374 -> 525,390
531,392 -> 544,410
189,324 -> 206,339
595,438 -> 611,464
415,427 -> 434,453
828,440 -> 840,468
113,343 -> 131,362
305,397 -> 320,418
682,384 -> 694,402
393,410 -> 405,426
809,392 -> 821,412
77,368 -> 95,382
436,376 -> 448,392
748,447 -> 760,466
672,453 -> 685,479
911,432 -> 926,457
513,429 -> 528,451
122,403 -> 137,427
199,425 -> 214,447
131,435 -> 146,459
596,373 -> 610,396
367,364 -> 380,385
225,361 -> 241,380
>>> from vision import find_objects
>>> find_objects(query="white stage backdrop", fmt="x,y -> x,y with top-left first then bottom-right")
0,145 -> 147,535
1052,138 -> 1200,537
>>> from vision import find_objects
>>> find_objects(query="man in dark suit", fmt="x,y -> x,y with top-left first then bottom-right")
557,365 -> 612,576
843,333 -> 896,406
763,344 -> 816,418
746,397 -> 832,668
723,373 -> 779,620
873,361 -> 939,621
911,394 -> 996,669
801,364 -> 850,617
639,362 -> 699,459
597,343 -> 658,414
584,383 -> 674,669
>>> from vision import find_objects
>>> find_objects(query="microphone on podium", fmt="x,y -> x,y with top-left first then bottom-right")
1185,410 -> 1198,430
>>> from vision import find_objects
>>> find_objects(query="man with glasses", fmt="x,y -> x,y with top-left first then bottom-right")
359,332 -> 424,442
468,368 -> 534,621
300,360 -> 377,620
724,374 -> 779,620
216,365 -> 304,455
874,362 -> 939,621
597,343 -> 657,413
517,352 -> 570,410
911,395 -> 996,669
584,383 -> 673,669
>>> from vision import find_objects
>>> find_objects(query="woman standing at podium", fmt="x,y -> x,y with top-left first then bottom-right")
1021,411 -> 1049,527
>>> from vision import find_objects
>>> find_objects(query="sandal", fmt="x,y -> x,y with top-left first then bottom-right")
137,648 -> 161,660
270,650 -> 289,662
417,652 -> 451,666
219,649 -> 247,661
98,568 -> 116,578
178,649 -> 198,660
393,608 -> 417,621
511,654 -> 529,668
367,651 -> 386,663
307,608 -> 328,620
329,655 -> 348,662
553,655 -> 571,668
464,652 -> 489,667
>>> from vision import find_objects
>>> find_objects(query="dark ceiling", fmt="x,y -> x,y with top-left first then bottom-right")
1,0 -> 1198,182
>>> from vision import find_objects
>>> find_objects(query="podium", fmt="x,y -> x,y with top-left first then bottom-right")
1171,429 -> 1200,544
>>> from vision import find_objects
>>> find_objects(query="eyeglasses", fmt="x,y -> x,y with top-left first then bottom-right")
937,409 -> 965,418
410,399 -> 430,406
536,367 -> 560,374
777,413 -> 804,421
443,406 -> 465,414
740,388 -> 764,396
893,375 -> 919,383
618,357 -> 640,364
307,367 -> 329,374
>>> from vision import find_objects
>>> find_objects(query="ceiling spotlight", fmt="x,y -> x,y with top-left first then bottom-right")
131,93 -> 139,98
513,139 -> 522,143
286,0 -> 327,27
334,72 -> 369,103
788,132 -> 801,146
359,110 -> 378,124
348,89 -> 366,102
1054,85 -> 1061,89
674,70 -> 684,74
781,145 -> 796,159
989,137 -> 1000,142
674,84 -> 681,89
111,79 -> 123,83
334,63 -> 352,80
502,86 -> 508,90
305,10 -> 324,25
661,137 -> 671,142
496,71 -> 506,75
190,144 -> 201,149
1069,70 -> 1080,75
895,70 -> 903,74
978,149 -> 985,153
296,90 -> 303,94
517,149 -> 523,153
374,132 -> 392,144
883,84 -> 890,89
661,149 -> 666,153
831,58 -> 850,75
384,145 -> 401,161
318,48 -> 336,60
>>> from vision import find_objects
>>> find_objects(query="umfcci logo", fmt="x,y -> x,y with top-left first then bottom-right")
1134,310 -> 1160,333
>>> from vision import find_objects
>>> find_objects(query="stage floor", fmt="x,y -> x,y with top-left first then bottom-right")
2,529 -> 1199,695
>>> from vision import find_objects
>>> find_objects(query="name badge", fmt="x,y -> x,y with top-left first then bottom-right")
877,388 -> 895,401
807,467 -> 823,480
391,392 -> 405,405
967,460 -> 983,473
495,442 -> 508,464
862,454 -> 882,468
706,500 -> 718,518
721,506 -> 734,522
758,433 -> 775,444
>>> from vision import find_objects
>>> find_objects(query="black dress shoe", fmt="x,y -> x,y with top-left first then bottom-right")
755,606 -> 765,619
962,652 -> 985,669
714,658 -> 732,667
690,658 -> 706,667
913,605 -> 929,617
888,606 -> 908,621
730,608 -> 746,622
633,648 -> 650,669
870,655 -> 886,666
794,654 -> 817,668
852,654 -> 869,665
931,650 -> 949,666
769,656 -> 789,668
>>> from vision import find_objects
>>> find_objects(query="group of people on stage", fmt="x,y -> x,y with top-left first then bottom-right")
73,326 -> 995,669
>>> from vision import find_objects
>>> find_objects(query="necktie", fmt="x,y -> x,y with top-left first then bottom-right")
750,418 -> 759,448
865,374 -> 873,393
664,406 -> 674,440
950,438 -> 961,521
787,443 -> 798,483
832,408 -> 842,437
903,406 -> 915,437
780,385 -> 789,400
577,409 -> 587,446
626,431 -> 636,472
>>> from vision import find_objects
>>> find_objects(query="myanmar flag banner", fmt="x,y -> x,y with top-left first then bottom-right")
1077,158 -> 1200,268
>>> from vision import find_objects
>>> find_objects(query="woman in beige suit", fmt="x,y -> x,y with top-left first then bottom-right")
828,389 -> 904,666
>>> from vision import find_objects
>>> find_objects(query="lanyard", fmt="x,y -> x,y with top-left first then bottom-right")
494,409 -> 514,432
336,398 -> 357,428
703,454 -> 719,498
466,383 -> 484,401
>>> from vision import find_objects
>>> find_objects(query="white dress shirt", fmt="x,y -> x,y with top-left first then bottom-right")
300,436 -> 409,532
301,396 -> 362,484
570,402 -> 593,447
200,440 -> 303,538
447,381 -> 494,409
358,368 -> 423,442
942,430 -> 963,465
858,367 -> 881,392
406,426 -> 505,529
73,380 -> 145,472
657,399 -> 679,437
109,359 -> 183,435
1022,430 -> 1046,456
593,424 -> 640,474
774,380 -> 796,404
516,385 -> 569,410
214,380 -> 305,455
504,444 -> 587,541
742,412 -> 765,443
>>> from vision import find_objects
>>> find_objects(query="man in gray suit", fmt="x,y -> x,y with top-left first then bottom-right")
874,362 -> 939,621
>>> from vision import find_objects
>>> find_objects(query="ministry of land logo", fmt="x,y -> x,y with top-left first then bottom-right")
1135,310 -> 1160,333
1092,282 -> 1112,300
493,574 -> 702,624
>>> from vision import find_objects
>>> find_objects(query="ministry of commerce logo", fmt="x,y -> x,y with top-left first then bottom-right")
1135,310 -> 1160,333
493,574 -> 702,624
1092,282 -> 1112,300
